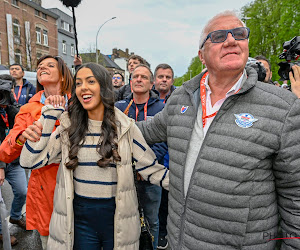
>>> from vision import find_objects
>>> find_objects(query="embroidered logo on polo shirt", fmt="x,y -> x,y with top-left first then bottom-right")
234,113 -> 258,128
181,106 -> 189,114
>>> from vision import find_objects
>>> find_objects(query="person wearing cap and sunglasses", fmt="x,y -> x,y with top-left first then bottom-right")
112,72 -> 125,90
137,10 -> 300,249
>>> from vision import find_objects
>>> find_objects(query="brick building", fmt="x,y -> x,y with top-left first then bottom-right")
0,0 -> 59,70
111,47 -> 133,60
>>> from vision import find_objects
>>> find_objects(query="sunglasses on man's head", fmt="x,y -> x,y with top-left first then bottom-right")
112,76 -> 121,80
200,27 -> 250,49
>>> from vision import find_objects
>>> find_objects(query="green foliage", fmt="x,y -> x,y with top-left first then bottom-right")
174,56 -> 205,86
242,0 -> 300,81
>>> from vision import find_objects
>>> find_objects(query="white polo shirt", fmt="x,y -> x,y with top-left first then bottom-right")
203,70 -> 246,136
183,70 -> 246,196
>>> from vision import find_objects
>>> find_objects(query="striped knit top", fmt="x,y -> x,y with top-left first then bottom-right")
74,119 -> 117,199
20,106 -> 169,201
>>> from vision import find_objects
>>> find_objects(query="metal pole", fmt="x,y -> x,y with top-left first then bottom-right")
96,17 -> 116,64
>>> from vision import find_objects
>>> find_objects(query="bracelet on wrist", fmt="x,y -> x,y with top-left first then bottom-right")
16,138 -> 24,146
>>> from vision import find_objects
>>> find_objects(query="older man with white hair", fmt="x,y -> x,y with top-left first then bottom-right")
137,10 -> 300,250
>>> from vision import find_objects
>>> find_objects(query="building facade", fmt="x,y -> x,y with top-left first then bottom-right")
48,8 -> 75,73
0,0 -> 59,70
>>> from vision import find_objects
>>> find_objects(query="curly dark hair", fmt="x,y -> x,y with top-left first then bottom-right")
65,63 -> 121,170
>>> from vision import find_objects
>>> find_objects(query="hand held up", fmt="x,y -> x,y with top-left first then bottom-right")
45,95 -> 66,108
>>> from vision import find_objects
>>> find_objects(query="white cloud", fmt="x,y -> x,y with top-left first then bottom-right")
43,0 -> 252,76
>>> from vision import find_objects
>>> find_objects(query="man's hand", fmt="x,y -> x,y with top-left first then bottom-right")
22,121 -> 43,143
74,55 -> 82,67
290,65 -> 300,98
0,168 -> 5,186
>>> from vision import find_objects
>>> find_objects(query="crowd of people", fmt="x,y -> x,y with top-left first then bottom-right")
0,9 -> 300,250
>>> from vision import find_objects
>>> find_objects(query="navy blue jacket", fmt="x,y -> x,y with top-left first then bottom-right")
13,79 -> 36,105
115,90 -> 167,164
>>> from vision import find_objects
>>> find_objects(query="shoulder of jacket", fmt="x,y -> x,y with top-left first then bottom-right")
251,81 -> 297,107
115,107 -> 135,128
116,100 -> 128,105
17,101 -> 41,114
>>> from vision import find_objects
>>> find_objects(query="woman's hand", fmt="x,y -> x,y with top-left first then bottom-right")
22,121 -> 43,142
45,95 -> 66,108
290,65 -> 300,98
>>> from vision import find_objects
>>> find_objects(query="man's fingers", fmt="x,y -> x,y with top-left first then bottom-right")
292,65 -> 300,80
290,71 -> 295,82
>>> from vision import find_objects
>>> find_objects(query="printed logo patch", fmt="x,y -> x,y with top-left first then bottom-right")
234,113 -> 258,128
181,106 -> 189,114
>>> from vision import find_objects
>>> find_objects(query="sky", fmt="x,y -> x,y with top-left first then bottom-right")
42,0 -> 253,77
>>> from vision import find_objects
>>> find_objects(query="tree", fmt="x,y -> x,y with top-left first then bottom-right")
174,56 -> 205,86
79,44 -> 105,65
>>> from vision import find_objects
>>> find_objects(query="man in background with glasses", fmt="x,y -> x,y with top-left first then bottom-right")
137,10 -> 300,249
112,72 -> 124,90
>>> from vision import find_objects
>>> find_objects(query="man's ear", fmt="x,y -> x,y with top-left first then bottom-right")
198,50 -> 205,65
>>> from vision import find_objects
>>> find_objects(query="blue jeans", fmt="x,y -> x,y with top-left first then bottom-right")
0,162 -> 27,234
137,181 -> 162,249
73,195 -> 115,250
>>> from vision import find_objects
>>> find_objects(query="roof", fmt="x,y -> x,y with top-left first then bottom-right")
80,52 -> 123,70
20,0 -> 59,19
102,55 -> 122,70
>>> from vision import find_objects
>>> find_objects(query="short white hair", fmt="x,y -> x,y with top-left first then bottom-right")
199,10 -> 246,50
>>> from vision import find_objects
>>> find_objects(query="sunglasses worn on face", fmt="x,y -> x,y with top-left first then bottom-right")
200,27 -> 250,49
112,76 -> 121,80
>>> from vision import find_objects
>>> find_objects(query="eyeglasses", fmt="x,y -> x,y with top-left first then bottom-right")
200,27 -> 250,49
112,76 -> 121,80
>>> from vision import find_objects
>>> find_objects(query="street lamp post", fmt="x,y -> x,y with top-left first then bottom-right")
95,17 -> 116,64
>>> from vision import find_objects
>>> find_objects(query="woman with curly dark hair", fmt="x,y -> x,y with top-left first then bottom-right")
20,63 -> 169,249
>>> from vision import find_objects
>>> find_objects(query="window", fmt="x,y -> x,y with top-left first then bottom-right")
71,44 -> 75,56
64,22 -> 69,32
15,49 -> 21,64
62,40 -> 66,54
61,20 -> 64,29
36,27 -> 41,44
35,9 -> 40,16
69,25 -> 72,33
71,65 -> 75,75
13,19 -> 20,44
13,19 -> 20,37
11,0 -> 18,6
43,30 -> 48,46
37,52 -> 42,60
42,13 -> 47,20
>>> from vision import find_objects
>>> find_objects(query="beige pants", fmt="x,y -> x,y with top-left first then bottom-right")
40,235 -> 48,250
